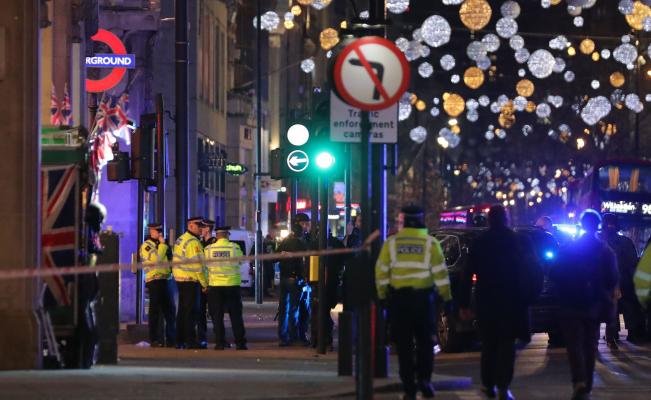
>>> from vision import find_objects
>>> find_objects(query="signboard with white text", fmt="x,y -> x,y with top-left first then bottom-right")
329,92 -> 397,143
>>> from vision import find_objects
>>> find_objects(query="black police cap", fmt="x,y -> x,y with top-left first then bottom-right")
215,226 -> 232,233
400,205 -> 424,217
187,216 -> 206,226
295,213 -> 310,222
147,223 -> 163,231
203,219 -> 216,228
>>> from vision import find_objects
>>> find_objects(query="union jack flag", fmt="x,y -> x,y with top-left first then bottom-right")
41,166 -> 79,306
50,85 -> 63,126
61,83 -> 73,126
112,93 -> 131,144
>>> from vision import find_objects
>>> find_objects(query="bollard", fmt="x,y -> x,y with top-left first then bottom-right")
338,311 -> 353,376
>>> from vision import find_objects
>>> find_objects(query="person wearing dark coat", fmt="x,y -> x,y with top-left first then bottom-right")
551,210 -> 619,400
599,213 -> 645,346
459,205 -> 538,400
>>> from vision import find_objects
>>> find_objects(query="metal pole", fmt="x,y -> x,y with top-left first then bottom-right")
373,144 -> 388,378
175,0 -> 189,233
345,144 -> 352,228
357,111 -> 373,400
136,180 -> 145,324
291,177 -> 298,221
317,175 -> 328,354
254,0 -> 264,305
155,94 -> 165,227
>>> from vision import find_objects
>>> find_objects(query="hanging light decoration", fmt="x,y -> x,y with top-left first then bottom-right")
301,58 -> 315,73
580,38 -> 595,54
516,79 -> 535,97
625,1 -> 651,30
581,96 -> 611,125
409,126 -> 428,143
311,0 -> 332,10
421,15 -> 452,48
464,67 -> 485,89
444,93 -> 466,117
527,49 -> 555,78
387,0 -> 410,14
291,5 -> 302,16
319,28 -> 339,50
297,0 -> 313,5
501,1 -> 521,18
496,17 -> 519,38
418,62 -> 434,78
610,72 -> 626,87
459,0 -> 493,31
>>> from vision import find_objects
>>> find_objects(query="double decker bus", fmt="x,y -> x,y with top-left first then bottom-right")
438,204 -> 493,228
572,158 -> 651,250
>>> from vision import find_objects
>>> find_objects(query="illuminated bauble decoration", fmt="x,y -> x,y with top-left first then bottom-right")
518,68 -> 526,77
467,109 -> 479,122
501,1 -> 521,18
567,6 -> 582,17
482,34 -> 501,52
496,129 -> 507,139
602,49 -> 611,59
418,62 -> 434,78
580,38 -> 595,54
499,111 -> 516,128
574,16 -> 584,27
536,103 -> 551,118
430,107 -> 440,117
522,124 -> 532,136
564,70 -> 575,82
253,11 -> 280,31
467,41 -> 488,61
625,1 -> 651,30
479,95 -> 490,106
359,10 -> 370,19
515,48 -> 530,63
399,102 -> 412,121
581,96 -> 611,125
464,67 -> 485,89
553,57 -> 566,73
415,100 -> 427,111
548,95 -> 564,108
549,35 -> 570,50
443,0 -> 464,4
513,96 -> 527,111
527,49 -> 555,78
319,28 -> 339,50
496,17 -> 518,38
614,43 -> 638,65
395,37 -> 409,52
301,58 -> 315,73
409,126 -> 427,143
291,5 -> 302,16
387,0 -> 410,14
510,35 -> 525,50
466,98 -> 479,109
526,101 -> 536,112
646,94 -> 651,102
420,44 -> 431,57
311,0 -> 332,10
444,93 -> 466,117
541,0 -> 551,8
625,93 -> 643,112
591,80 -> 600,89
485,129 -> 495,140
459,0 -> 493,31
284,12 -> 294,22
297,0 -> 313,5
647,42 -> 651,59
451,74 -> 461,83
404,40 -> 422,61
516,79 -> 535,97
623,34 -> 632,43
620,0 -> 635,14
284,20 -> 295,30
440,54 -> 456,70
412,28 -> 423,42
610,72 -> 626,87
477,56 -> 492,70
421,15 -> 452,48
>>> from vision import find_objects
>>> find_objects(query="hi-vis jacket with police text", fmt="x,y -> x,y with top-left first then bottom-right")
375,227 -> 451,301
634,241 -> 651,306
140,238 -> 171,282
204,238 -> 244,287
173,231 -> 208,288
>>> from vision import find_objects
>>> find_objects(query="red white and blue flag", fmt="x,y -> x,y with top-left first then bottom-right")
61,83 -> 73,126
41,166 -> 78,306
50,85 -> 63,126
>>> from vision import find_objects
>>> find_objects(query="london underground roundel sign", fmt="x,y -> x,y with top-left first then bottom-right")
85,29 -> 135,93
333,36 -> 410,111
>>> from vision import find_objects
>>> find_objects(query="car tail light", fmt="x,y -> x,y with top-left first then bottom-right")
472,274 -> 477,283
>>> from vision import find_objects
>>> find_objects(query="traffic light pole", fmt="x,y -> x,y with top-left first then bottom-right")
317,175 -> 329,354
175,0 -> 189,234
254,0 -> 264,305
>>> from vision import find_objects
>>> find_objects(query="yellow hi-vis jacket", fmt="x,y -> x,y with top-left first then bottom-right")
375,227 -> 451,301
173,231 -> 208,288
140,238 -> 171,282
634,242 -> 651,307
204,238 -> 243,287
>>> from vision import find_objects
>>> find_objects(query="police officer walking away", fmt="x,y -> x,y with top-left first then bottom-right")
600,213 -> 646,346
551,210 -> 619,400
276,220 -> 309,346
140,223 -> 175,347
459,205 -> 541,400
172,217 -> 208,349
375,205 -> 452,400
204,226 -> 248,350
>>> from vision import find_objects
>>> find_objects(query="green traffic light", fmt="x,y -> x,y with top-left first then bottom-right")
315,151 -> 335,169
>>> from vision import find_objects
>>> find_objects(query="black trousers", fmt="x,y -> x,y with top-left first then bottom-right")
278,277 -> 301,343
176,281 -> 200,346
479,318 -> 517,391
560,317 -> 600,391
146,279 -> 176,344
198,291 -> 208,343
389,288 -> 436,397
606,289 -> 646,340
208,286 -> 246,346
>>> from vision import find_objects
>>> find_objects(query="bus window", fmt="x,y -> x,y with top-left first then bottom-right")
598,165 -> 651,194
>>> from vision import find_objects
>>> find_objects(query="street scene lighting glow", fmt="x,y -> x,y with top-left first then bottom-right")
315,151 -> 335,169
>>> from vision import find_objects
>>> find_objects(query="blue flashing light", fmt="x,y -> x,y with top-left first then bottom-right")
544,250 -> 555,260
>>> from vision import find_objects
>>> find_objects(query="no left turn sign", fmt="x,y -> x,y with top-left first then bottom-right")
333,36 -> 410,112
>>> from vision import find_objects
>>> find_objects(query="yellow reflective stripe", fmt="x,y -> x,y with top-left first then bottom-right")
378,264 -> 390,273
636,288 -> 649,297
435,277 -> 450,287
423,236 -> 433,269
636,270 -> 651,282
175,265 -> 202,272
388,238 -> 397,266
391,270 -> 431,280
431,263 -> 447,274
376,278 -> 390,286
392,261 -> 430,270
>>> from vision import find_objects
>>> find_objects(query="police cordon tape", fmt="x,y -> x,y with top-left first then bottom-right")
0,231 -> 380,281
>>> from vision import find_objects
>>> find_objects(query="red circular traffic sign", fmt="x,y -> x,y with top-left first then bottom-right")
333,36 -> 410,111
86,29 -> 128,93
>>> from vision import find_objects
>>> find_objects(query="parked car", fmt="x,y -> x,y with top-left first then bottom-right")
432,226 -> 561,352
228,229 -> 255,288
